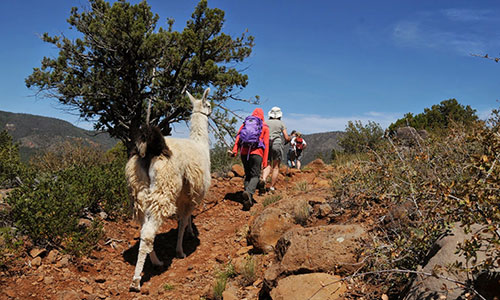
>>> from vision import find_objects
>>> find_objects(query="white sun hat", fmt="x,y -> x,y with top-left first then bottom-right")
268,106 -> 283,119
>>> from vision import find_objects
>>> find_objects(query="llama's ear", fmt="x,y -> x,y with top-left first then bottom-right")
202,88 -> 210,101
186,90 -> 196,105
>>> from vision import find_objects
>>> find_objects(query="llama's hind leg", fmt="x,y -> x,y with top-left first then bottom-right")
149,249 -> 164,267
176,214 -> 191,258
130,215 -> 160,292
186,215 -> 194,236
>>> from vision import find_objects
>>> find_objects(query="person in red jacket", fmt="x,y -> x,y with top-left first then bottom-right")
230,108 -> 270,210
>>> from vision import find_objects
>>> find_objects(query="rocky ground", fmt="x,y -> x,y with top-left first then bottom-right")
0,159 -> 379,300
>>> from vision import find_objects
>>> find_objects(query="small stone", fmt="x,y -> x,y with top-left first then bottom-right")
236,245 -> 253,256
56,256 -> 69,268
82,285 -> 93,294
31,256 -> 42,267
95,275 -> 106,283
5,289 -> 16,298
231,164 -> 245,177
59,290 -> 80,300
80,277 -> 90,283
29,248 -> 46,258
46,249 -> 59,264
78,218 -> 92,228
98,211 -> 108,220
43,276 -> 54,284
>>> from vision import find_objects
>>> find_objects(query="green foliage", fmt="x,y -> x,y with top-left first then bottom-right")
339,120 -> 384,154
26,0 -> 255,152
240,255 -> 256,286
7,170 -> 91,246
388,99 -> 478,133
163,283 -> 175,291
0,130 -> 29,188
293,200 -> 311,226
64,220 -> 104,257
29,140 -> 108,173
262,194 -> 281,207
0,227 -> 23,269
6,141 -> 129,254
295,180 -> 310,192
212,262 -> 236,300
328,108 -> 499,296
210,142 -> 239,174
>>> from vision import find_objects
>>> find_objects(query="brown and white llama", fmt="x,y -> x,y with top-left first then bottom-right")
125,88 -> 211,291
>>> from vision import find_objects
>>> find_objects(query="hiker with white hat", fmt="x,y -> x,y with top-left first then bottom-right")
260,106 -> 291,192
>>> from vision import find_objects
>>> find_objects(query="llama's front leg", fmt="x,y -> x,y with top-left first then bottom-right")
176,214 -> 190,258
130,216 -> 160,292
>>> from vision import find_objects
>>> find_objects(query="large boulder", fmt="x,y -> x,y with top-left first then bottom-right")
275,224 -> 368,276
231,164 -> 245,177
395,126 -> 427,146
247,202 -> 299,253
404,223 -> 500,300
270,273 -> 346,300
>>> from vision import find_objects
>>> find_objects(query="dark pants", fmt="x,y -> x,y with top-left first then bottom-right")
241,154 -> 262,196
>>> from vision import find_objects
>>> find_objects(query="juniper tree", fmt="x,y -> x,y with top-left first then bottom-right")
26,0 -> 255,152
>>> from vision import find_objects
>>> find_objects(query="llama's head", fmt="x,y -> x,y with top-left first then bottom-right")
134,125 -> 172,159
186,88 -> 211,117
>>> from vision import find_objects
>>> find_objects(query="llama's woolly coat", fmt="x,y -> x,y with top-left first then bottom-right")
126,137 -> 210,223
125,88 -> 211,292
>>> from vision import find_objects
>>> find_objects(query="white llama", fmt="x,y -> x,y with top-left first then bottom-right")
125,88 -> 212,291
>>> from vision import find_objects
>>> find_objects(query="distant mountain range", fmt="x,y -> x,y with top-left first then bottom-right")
1,110 -> 345,165
285,131 -> 345,166
0,110 -> 117,161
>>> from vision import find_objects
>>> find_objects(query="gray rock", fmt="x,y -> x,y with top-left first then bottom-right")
404,223 -> 499,300
276,224 -> 368,275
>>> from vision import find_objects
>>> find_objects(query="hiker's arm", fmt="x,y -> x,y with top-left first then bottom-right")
231,125 -> 243,156
262,127 -> 270,168
282,129 -> 291,143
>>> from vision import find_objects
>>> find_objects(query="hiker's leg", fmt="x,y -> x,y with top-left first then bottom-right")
262,165 -> 271,183
246,155 -> 262,196
270,160 -> 280,188
241,154 -> 252,190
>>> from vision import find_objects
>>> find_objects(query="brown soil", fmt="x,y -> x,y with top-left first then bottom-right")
0,164 -> 366,300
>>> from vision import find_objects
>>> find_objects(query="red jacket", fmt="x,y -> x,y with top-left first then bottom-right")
232,108 -> 270,168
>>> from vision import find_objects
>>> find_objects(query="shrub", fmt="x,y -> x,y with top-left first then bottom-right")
295,181 -> 309,192
0,130 -> 30,188
212,262 -> 236,300
64,220 -> 104,257
329,113 -> 499,297
339,120 -> 384,154
388,98 -> 478,133
29,140 -> 108,173
0,227 -> 23,269
6,141 -> 129,254
262,194 -> 281,207
210,142 -> 239,174
240,255 -> 256,286
293,200 -> 311,226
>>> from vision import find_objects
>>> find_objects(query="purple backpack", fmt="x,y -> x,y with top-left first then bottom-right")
239,115 -> 265,150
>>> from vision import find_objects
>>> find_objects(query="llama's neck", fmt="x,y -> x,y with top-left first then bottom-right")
189,112 -> 209,145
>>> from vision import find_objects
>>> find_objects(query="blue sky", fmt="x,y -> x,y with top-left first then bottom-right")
1,0 -> 499,137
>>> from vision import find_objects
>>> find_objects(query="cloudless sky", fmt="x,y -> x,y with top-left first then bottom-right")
1,0 -> 499,137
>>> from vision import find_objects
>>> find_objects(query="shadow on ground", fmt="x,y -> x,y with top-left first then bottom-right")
123,224 -> 200,285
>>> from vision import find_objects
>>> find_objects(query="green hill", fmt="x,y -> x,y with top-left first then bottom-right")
0,110 -> 117,161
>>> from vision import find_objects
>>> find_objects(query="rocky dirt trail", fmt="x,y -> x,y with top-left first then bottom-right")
1,160 -> 361,300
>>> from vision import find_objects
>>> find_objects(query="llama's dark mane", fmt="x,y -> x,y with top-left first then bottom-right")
130,125 -> 172,169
